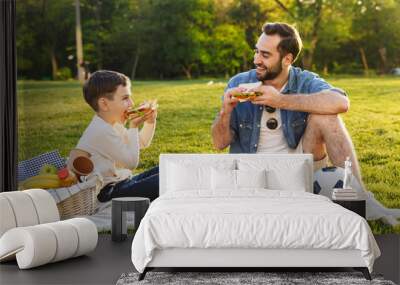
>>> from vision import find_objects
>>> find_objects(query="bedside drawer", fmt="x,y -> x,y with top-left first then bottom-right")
333,200 -> 366,218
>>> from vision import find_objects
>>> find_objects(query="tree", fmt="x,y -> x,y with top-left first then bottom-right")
312,2 -> 354,73
135,0 -> 214,79
17,0 -> 75,79
15,0 -> 400,78
271,0 -> 354,70
80,0 -> 122,71
36,0 -> 75,79
227,0 -> 273,70
206,24 -> 252,77
83,0 -> 141,77
228,0 -> 270,49
352,0 -> 400,73
75,0 -> 85,82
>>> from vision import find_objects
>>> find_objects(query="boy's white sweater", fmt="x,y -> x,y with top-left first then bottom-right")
76,115 -> 155,185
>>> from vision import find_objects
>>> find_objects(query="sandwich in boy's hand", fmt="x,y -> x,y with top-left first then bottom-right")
232,90 -> 262,102
127,100 -> 158,117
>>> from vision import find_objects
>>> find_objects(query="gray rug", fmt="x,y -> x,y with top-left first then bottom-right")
116,271 -> 395,285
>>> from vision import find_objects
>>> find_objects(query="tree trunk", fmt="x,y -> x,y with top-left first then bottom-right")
302,51 -> 313,70
50,48 -> 58,80
182,65 -> 192,79
94,0 -> 103,70
301,0 -> 322,70
323,64 -> 328,76
243,51 -> 248,71
75,0 -> 85,83
378,47 -> 387,74
131,49 -> 140,80
302,35 -> 318,70
301,28 -> 320,70
359,47 -> 369,76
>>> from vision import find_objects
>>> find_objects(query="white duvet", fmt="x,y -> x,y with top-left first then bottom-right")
131,190 -> 380,273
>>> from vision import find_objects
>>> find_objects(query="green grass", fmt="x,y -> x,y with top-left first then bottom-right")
17,77 -> 400,234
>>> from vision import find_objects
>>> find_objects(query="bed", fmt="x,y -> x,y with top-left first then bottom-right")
131,154 -> 381,280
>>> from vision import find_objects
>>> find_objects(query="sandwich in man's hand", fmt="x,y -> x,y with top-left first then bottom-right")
233,81 -> 262,102
127,100 -> 158,117
232,90 -> 262,102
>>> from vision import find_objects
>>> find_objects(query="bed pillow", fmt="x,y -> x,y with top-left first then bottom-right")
266,167 -> 307,191
167,160 -> 236,192
237,159 -> 308,192
211,168 -> 267,190
167,163 -> 210,191
211,168 -> 236,190
236,169 -> 267,189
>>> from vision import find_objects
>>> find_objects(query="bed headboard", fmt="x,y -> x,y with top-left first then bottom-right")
159,153 -> 314,195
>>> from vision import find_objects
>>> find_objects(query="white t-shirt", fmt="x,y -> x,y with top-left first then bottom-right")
256,83 -> 302,154
75,115 -> 155,185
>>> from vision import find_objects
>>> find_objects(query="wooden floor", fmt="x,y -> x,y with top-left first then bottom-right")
0,234 -> 398,285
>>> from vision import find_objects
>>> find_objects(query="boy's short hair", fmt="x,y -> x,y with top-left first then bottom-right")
262,22 -> 302,63
83,70 -> 130,112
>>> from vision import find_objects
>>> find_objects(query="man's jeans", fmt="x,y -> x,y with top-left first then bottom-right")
97,166 -> 159,203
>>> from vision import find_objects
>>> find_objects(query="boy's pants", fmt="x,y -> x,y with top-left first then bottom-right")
97,166 -> 159,203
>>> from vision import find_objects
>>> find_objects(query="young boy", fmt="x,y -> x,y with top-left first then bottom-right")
73,70 -> 159,202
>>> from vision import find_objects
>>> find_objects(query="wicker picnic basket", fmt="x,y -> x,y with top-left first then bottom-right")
18,150 -> 104,220
55,174 -> 104,219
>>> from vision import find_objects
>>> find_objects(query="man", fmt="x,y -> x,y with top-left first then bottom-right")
211,22 -> 400,225
212,22 -> 356,175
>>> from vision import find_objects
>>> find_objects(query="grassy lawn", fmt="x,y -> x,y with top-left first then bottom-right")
17,76 -> 400,234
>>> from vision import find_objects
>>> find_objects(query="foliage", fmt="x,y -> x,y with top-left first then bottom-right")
133,0 -> 215,79
16,0 -> 75,79
206,24 -> 253,77
55,67 -> 73,80
351,0 -> 400,72
16,0 -> 400,79
228,0 -> 269,49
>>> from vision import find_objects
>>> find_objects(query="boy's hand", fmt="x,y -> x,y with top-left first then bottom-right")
128,113 -> 147,128
127,109 -> 156,128
143,109 -> 157,124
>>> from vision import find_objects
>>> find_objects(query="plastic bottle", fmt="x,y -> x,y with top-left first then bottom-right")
343,157 -> 352,189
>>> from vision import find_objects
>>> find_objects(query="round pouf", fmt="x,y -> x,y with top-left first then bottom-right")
111,197 -> 150,242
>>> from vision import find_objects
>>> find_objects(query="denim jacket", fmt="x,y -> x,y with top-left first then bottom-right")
226,66 -> 346,153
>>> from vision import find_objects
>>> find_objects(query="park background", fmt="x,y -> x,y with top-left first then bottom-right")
16,0 -> 400,233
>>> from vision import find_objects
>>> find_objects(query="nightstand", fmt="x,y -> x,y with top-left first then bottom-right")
333,199 -> 366,218
111,197 -> 150,242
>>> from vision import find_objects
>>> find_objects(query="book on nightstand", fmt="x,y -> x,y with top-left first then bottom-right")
332,188 -> 366,218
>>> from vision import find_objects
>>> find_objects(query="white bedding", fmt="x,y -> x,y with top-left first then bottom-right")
131,190 -> 380,273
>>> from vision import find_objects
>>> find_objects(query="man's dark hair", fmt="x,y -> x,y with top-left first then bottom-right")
262,22 -> 302,63
83,70 -> 130,111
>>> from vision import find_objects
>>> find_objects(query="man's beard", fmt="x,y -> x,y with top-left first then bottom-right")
255,61 -> 283,81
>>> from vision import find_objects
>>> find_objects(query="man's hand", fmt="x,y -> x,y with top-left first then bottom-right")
211,87 -> 244,150
250,85 -> 282,108
221,87 -> 244,114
